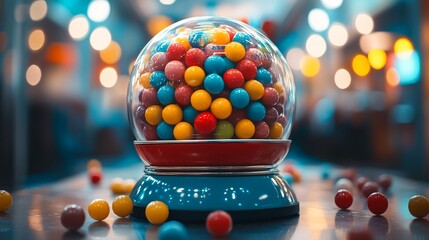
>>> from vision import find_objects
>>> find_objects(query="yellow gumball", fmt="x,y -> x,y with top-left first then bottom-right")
110,177 -> 125,195
88,199 -> 110,221
269,122 -> 283,139
191,90 -> 212,111
184,66 -> 205,87
173,122 -> 194,140
174,35 -> 192,50
235,119 -> 255,139
123,179 -> 136,194
162,104 -> 183,125
139,72 -> 152,89
210,98 -> 232,120
0,190 -> 13,213
225,42 -> 245,62
112,195 -> 133,218
145,105 -> 163,126
210,28 -> 230,45
145,201 -> 169,225
244,80 -> 264,100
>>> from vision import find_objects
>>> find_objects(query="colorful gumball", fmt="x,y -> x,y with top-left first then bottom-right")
194,112 -> 217,134
112,195 -> 133,218
88,199 -> 110,221
225,42 -> 245,62
335,189 -> 353,210
61,204 -> 85,230
362,182 -> 379,198
159,221 -> 189,240
0,190 -> 13,213
185,48 -> 206,67
408,195 -> 429,218
206,210 -> 233,236
367,192 -> 388,215
145,201 -> 169,225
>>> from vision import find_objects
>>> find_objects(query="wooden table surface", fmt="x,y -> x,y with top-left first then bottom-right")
0,162 -> 428,240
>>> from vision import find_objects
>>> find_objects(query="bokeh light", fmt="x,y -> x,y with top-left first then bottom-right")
300,56 -> 320,78
306,34 -> 326,58
88,0 -> 110,22
160,0 -> 176,5
286,48 -> 306,71
355,13 -> 374,35
368,49 -> 386,70
147,15 -> 173,36
100,67 -> 118,88
393,51 -> 420,85
394,37 -> 414,59
26,65 -> 42,86
308,9 -> 330,32
90,27 -> 112,51
29,0 -> 48,21
100,41 -> 122,64
386,68 -> 400,87
321,0 -> 343,9
68,15 -> 90,40
328,23 -> 348,47
28,29 -> 45,51
352,54 -> 370,77
334,69 -> 351,89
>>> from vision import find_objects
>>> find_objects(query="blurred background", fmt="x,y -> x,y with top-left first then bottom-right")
1,0 -> 428,190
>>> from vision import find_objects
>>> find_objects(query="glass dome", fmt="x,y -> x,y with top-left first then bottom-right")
127,16 -> 295,166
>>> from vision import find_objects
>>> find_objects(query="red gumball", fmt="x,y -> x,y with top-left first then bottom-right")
206,210 -> 233,236
335,189 -> 353,210
377,174 -> 392,190
89,168 -> 102,184
356,177 -> 369,191
194,112 -> 217,134
185,48 -> 206,67
235,59 -> 257,80
166,43 -> 186,61
361,181 -> 379,198
223,69 -> 244,89
61,204 -> 85,230
367,192 -> 388,215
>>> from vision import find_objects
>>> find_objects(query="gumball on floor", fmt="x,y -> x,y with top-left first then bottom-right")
145,201 -> 169,225
367,192 -> 388,215
408,195 -> 429,218
61,204 -> 85,230
335,178 -> 354,192
335,189 -> 353,210
0,190 -> 12,213
377,174 -> 392,191
159,221 -> 189,240
89,168 -> 102,184
356,177 -> 369,191
206,210 -> 233,236
88,199 -> 110,221
362,181 -> 379,198
112,195 -> 133,218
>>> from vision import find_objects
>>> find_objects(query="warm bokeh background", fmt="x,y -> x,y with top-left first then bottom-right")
1,0 -> 428,190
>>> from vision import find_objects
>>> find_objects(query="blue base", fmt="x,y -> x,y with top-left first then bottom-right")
130,173 -> 299,222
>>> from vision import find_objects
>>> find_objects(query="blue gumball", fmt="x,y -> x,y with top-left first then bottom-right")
247,101 -> 266,122
158,221 -> 189,240
229,88 -> 250,109
157,85 -> 175,105
204,73 -> 224,94
156,121 -> 174,140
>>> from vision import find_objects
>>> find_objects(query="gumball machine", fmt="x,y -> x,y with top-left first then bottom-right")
128,16 -> 298,222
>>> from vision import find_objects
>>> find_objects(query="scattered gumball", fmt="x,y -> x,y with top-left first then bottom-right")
335,178 -> 354,192
377,174 -> 392,191
206,210 -> 233,236
367,192 -> 388,215
87,159 -> 101,170
0,190 -> 13,213
112,195 -> 133,218
347,227 -> 373,240
61,204 -> 85,230
335,189 -> 353,210
89,168 -> 103,184
320,163 -> 331,180
361,181 -> 379,198
339,168 -> 357,182
283,173 -> 294,185
110,177 -> 125,195
159,221 -> 189,240
145,201 -> 169,225
356,177 -> 369,191
88,199 -> 110,221
123,179 -> 137,194
408,195 -> 429,218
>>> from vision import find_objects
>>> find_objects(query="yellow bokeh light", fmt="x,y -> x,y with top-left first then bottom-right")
26,64 -> 42,86
394,37 -> 414,59
28,29 -> 45,51
100,67 -> 118,88
368,49 -> 386,70
300,56 -> 320,78
352,54 -> 370,77
147,15 -> 173,37
99,41 -> 121,64
29,0 -> 48,21
386,68 -> 400,87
